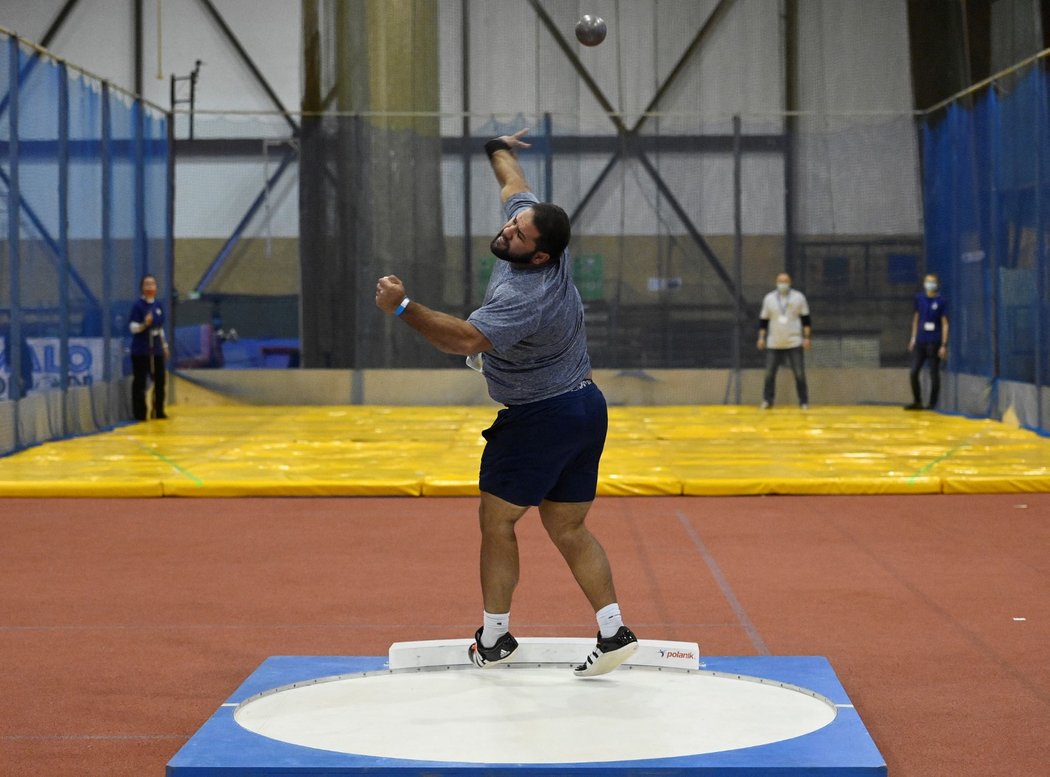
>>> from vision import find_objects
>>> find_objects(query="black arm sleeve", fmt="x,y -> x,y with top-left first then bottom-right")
801,315 -> 812,328
758,320 -> 769,334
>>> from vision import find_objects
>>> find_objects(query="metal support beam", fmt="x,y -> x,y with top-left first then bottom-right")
527,0 -> 745,310
41,0 -> 82,47
7,36 -> 24,416
634,0 -> 734,134
783,0 -> 798,278
461,0 -> 473,308
633,146 -> 750,316
0,165 -> 99,308
542,112 -> 553,203
133,102 -> 146,282
134,0 -> 143,96
1036,55 -> 1047,430
570,147 -> 623,228
58,62 -> 70,432
560,0 -> 737,226
101,82 -> 113,382
165,104 -> 177,375
196,0 -> 299,136
731,114 -> 743,400
191,150 -> 297,295
173,133 -> 782,157
527,0 -> 627,134
0,0 -> 82,119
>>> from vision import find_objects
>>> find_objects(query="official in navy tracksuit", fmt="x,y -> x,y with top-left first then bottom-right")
128,274 -> 169,420
906,273 -> 949,410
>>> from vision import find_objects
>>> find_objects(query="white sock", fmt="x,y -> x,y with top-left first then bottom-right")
596,603 -> 623,639
481,610 -> 510,648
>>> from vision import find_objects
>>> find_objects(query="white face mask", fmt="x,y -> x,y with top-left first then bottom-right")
776,283 -> 790,294
924,281 -> 938,293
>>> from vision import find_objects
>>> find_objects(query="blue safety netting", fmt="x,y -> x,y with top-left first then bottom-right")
921,58 -> 1050,433
0,32 -> 170,455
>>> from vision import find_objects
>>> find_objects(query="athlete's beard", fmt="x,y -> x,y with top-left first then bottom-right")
490,232 -> 537,264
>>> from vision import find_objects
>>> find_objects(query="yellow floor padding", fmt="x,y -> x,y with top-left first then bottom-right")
0,404 -> 1048,497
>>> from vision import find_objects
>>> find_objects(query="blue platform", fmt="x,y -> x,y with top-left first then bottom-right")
167,655 -> 886,776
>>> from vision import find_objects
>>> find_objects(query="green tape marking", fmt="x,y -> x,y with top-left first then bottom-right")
137,443 -> 204,487
907,442 -> 968,485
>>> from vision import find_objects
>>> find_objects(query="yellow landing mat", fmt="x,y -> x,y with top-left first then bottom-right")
1,405 -> 1048,497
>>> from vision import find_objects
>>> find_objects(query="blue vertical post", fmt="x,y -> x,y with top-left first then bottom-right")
946,106 -> 959,404
58,62 -> 70,435
164,110 -> 175,379
987,89 -> 1001,417
101,82 -> 113,383
134,99 -> 146,280
1034,66 -> 1046,431
7,38 -> 23,442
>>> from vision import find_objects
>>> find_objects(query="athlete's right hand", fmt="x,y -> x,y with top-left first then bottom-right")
498,127 -> 532,151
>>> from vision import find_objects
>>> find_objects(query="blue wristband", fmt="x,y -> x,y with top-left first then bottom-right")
394,297 -> 410,316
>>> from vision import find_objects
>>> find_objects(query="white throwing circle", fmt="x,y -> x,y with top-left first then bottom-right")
235,665 -> 837,764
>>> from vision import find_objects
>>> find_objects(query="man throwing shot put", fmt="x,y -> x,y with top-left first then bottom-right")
375,127 -> 637,677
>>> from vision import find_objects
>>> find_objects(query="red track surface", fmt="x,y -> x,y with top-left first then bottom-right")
1,494 -> 1048,776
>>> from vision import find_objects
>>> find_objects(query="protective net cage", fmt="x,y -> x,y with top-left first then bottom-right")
281,0 -> 925,376
5,0 -> 1048,449
921,55 -> 1050,431
0,30 -> 170,456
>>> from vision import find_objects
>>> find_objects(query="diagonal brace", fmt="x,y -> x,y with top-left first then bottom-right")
535,0 -> 744,307
0,166 -> 99,308
191,148 -> 297,296
196,0 -> 299,137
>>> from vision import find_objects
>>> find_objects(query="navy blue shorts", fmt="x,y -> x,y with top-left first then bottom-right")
479,381 -> 608,507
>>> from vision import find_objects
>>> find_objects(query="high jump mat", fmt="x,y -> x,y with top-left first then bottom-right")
1,404 -> 1048,497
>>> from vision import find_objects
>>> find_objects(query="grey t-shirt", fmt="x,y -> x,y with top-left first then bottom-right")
467,192 -> 591,405
760,288 -> 810,349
